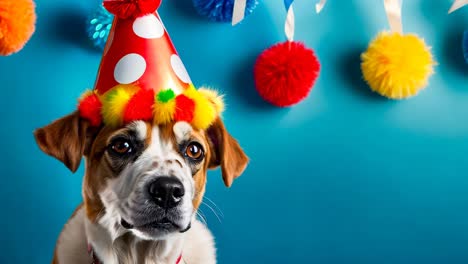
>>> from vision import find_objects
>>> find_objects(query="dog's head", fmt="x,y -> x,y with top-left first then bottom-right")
34,112 -> 248,240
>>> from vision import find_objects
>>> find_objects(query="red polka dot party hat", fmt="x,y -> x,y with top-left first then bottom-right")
78,0 -> 224,130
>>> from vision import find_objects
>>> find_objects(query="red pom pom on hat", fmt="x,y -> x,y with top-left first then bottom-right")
123,89 -> 155,124
78,93 -> 103,126
254,41 -> 320,107
174,95 -> 195,123
103,0 -> 161,19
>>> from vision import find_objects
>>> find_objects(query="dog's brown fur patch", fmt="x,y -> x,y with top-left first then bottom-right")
83,126 -> 119,221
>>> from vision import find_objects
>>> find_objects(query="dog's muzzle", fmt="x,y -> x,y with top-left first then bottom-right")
120,176 -> 191,236
147,176 -> 185,209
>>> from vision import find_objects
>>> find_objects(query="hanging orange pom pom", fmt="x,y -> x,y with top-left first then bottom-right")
0,0 -> 36,56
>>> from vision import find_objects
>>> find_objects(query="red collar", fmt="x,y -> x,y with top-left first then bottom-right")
88,244 -> 182,264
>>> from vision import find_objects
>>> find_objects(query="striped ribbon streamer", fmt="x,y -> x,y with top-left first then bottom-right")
232,0 -> 247,25
283,0 -> 326,39
448,0 -> 468,13
284,0 -> 295,41
384,0 -> 403,34
316,0 -> 327,13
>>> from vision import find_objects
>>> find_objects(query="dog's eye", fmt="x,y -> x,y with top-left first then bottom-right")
185,142 -> 204,160
109,138 -> 133,155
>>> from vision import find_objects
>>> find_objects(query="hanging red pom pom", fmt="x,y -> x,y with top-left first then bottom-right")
174,95 -> 195,123
254,41 -> 320,107
103,0 -> 161,19
78,92 -> 103,126
123,89 -> 155,123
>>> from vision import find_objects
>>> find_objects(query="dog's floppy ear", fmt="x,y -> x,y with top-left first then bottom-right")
34,112 -> 95,173
206,118 -> 249,187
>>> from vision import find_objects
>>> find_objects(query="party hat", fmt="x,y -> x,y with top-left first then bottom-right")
78,0 -> 223,129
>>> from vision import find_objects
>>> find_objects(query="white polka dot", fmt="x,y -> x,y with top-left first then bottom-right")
132,14 -> 164,39
170,55 -> 191,84
114,53 -> 146,84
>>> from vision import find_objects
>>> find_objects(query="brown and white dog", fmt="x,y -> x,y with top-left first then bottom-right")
34,112 -> 248,263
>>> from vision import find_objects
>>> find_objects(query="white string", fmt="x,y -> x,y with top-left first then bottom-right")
384,0 -> 403,34
232,0 -> 247,25
285,5 -> 295,41
448,0 -> 468,13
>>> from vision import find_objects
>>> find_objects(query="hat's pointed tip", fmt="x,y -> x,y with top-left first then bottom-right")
103,0 -> 162,19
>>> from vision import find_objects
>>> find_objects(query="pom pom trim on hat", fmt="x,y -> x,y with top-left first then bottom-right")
154,89 -> 176,125
123,88 -> 155,123
174,95 -> 195,123
78,90 -> 102,126
78,85 -> 224,130
103,0 -> 161,19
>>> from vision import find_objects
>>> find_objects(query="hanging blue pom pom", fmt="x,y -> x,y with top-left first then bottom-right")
86,5 -> 114,50
463,30 -> 468,64
193,0 -> 258,23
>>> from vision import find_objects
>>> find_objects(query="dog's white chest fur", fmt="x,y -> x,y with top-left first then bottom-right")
55,206 -> 216,264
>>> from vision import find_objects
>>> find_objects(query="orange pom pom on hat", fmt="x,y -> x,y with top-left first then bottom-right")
79,0 -> 223,129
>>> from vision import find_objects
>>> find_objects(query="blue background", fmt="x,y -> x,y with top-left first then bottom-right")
1,0 -> 468,263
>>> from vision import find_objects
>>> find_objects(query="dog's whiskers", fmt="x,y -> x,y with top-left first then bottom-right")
203,196 -> 224,218
196,210 -> 208,226
201,202 -> 222,223
96,206 -> 107,219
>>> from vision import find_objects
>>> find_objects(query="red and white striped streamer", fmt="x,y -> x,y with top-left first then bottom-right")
316,0 -> 327,13
384,0 -> 403,34
232,0 -> 247,25
284,1 -> 295,41
448,0 -> 468,13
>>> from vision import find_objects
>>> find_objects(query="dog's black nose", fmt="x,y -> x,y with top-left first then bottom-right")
148,177 -> 185,209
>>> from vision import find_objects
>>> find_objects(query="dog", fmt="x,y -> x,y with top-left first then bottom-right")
34,112 -> 248,263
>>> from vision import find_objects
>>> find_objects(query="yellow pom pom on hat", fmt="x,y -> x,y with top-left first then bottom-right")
361,0 -> 436,100
77,0 -> 223,129
101,84 -> 140,127
183,86 -> 219,130
198,88 -> 225,114
153,89 -> 177,125
361,32 -> 435,99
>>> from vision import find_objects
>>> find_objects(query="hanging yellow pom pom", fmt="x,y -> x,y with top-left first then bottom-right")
361,32 -> 435,99
101,84 -> 139,127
